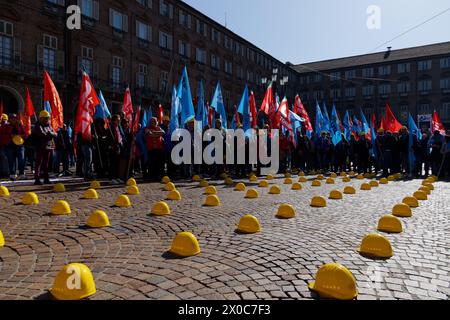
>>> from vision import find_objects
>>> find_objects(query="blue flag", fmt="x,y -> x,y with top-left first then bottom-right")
94,91 -> 111,120
315,101 -> 324,135
343,111 -> 352,141
177,67 -> 195,125
170,85 -> 180,134
331,104 -> 342,145
322,102 -> 330,132
290,110 -> 303,146
360,110 -> 370,134
211,82 -> 228,129
141,109 -> 148,128
237,85 -> 250,131
352,115 -> 361,135
408,113 -> 422,175
195,80 -> 207,131
44,101 -> 52,115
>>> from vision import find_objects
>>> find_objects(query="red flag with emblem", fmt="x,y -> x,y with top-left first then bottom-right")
294,95 -> 313,132
385,103 -> 402,133
432,110 -> 446,135
44,70 -> 64,131
260,83 -> 274,115
74,72 -> 100,141
122,87 -> 133,122
249,91 -> 258,129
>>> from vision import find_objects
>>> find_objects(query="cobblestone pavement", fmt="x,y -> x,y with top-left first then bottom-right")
0,174 -> 449,300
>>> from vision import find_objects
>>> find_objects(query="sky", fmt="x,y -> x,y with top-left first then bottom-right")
183,0 -> 450,64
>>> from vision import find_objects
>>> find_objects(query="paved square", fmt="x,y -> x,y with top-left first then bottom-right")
0,175 -> 448,300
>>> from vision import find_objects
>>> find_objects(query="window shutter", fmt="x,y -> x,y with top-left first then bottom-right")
196,20 -> 200,33
169,4 -> 174,19
122,14 -> 128,32
147,25 -> 152,42
93,1 -> 100,21
187,15 -> 191,29
147,0 -> 152,9
13,37 -> 21,67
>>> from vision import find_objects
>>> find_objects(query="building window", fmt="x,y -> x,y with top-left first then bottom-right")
160,71 -> 168,92
418,79 -> 432,92
440,57 -> 450,69
136,0 -> 152,8
418,104 -> 431,115
109,9 -> 128,32
43,34 -> 57,77
196,20 -> 207,37
159,31 -> 172,50
179,10 -> 191,29
81,46 -> 94,76
330,88 -> 341,99
378,65 -> 391,76
330,72 -> 340,81
313,90 -> 324,100
362,68 -> 374,78
225,61 -> 232,75
441,78 -> 450,90
398,63 -> 410,73
136,21 -> 151,42
178,40 -> 190,57
0,20 -> 13,67
224,35 -> 232,50
111,56 -> 122,89
345,70 -> 356,79
211,28 -> 220,43
362,85 -> 374,96
397,82 -> 410,94
247,70 -> 253,83
211,54 -> 220,70
345,86 -> 356,97
237,66 -> 243,79
441,102 -> 450,120
195,48 -> 206,64
80,0 -> 99,20
137,64 -> 147,88
379,83 -> 391,95
418,60 -> 432,71
313,74 -> 322,83
160,0 -> 173,18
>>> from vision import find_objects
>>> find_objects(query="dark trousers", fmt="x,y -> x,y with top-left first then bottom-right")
6,144 -> 25,175
35,149 -> 52,181
148,149 -> 164,181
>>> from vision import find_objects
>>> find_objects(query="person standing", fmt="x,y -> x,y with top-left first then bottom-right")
429,131 -> 444,176
54,124 -> 72,177
145,117 -> 165,182
356,132 -> 372,174
108,115 -> 124,185
32,111 -> 57,185
0,114 -> 26,180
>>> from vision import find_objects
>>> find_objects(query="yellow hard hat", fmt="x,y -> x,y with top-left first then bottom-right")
1,114 -> 8,121
163,116 -> 170,122
269,185 -> 281,194
83,189 -> 98,200
22,192 -> 39,205
161,176 -> 171,184
12,135 -> 24,146
199,180 -> 209,187
204,195 -> 221,207
165,182 -> 176,191
151,201 -> 171,216
169,232 -> 200,257
86,210 -> 110,228
0,186 -> 10,197
0,229 -> 4,247
115,195 -> 131,207
50,263 -> 96,300
204,186 -> 217,195
245,188 -> 259,199
51,200 -> 71,216
310,196 -> 327,207
224,177 -> 234,185
237,215 -> 261,234
276,204 -> 296,219
166,190 -> 182,201
292,182 -> 302,190
234,183 -> 246,191
126,178 -> 137,187
358,233 -> 393,258
377,215 -> 403,233
90,180 -> 101,189
308,263 -> 358,300
127,185 -> 140,195
53,183 -> 66,193
39,110 -> 51,119
259,180 -> 269,188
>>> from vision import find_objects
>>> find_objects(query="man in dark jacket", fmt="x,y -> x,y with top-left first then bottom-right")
356,132 -> 372,174
32,110 -> 57,185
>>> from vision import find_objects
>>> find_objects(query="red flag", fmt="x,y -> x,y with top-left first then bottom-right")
260,83 -> 274,115
158,104 -> 164,124
23,87 -> 35,136
379,116 -> 385,130
207,103 -> 213,127
385,103 -> 402,133
249,91 -> 258,129
371,114 -> 376,129
294,95 -> 313,132
432,110 -> 446,135
44,70 -> 64,131
74,72 -> 100,141
277,97 -> 292,132
122,87 -> 133,122
132,106 -> 141,135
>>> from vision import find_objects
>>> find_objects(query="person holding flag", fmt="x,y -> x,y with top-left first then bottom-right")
0,113 -> 26,180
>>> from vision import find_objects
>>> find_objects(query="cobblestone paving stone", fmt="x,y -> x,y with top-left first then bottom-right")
0,175 -> 448,300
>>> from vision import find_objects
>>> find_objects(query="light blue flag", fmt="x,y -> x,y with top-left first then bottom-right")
290,110 -> 303,145
170,85 -> 180,134
343,111 -> 351,141
177,67 -> 195,125
331,105 -> 342,145
370,122 -> 377,159
360,109 -> 370,134
195,80 -> 207,131
322,102 -> 330,132
237,85 -> 250,131
141,109 -> 148,128
211,82 -> 228,129
315,101 -> 324,135
408,113 -> 422,175
44,101 -> 52,115
353,115 -> 361,135
94,91 -> 111,120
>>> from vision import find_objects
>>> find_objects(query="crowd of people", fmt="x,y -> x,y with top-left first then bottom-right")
0,110 -> 450,185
